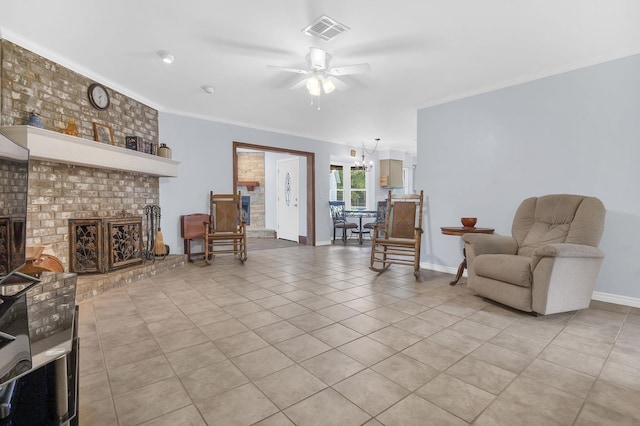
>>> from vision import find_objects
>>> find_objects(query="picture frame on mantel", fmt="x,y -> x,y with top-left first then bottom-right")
93,122 -> 114,145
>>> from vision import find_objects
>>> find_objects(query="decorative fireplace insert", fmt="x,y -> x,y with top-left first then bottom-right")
68,216 -> 142,274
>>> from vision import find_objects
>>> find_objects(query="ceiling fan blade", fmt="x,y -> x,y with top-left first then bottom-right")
330,76 -> 350,91
308,47 -> 329,70
289,78 -> 309,90
327,63 -> 371,76
266,65 -> 310,74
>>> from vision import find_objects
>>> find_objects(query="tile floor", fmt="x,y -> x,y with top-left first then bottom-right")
78,243 -> 640,425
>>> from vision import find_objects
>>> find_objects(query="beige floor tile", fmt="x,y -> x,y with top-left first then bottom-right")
214,330 -> 269,358
270,302 -> 312,319
575,401 -> 640,426
195,383 -> 279,426
178,300 -> 219,316
470,343 -> 534,373
504,320 -> 561,342
223,301 -> 264,317
288,311 -> 335,332
155,326 -> 210,353
284,388 -> 371,426
255,364 -> 327,409
416,373 -> 494,422
275,333 -> 332,362
103,338 -> 163,370
338,336 -> 396,366
238,310 -> 283,329
179,360 -> 249,401
79,342 -> 106,375
282,289 -> 316,301
393,316 -> 443,338
147,314 -> 195,336
253,320 -> 305,344
300,349 -> 365,385
80,369 -> 112,405
609,342 -> 640,370
551,331 -> 613,359
333,368 -> 410,416
522,358 -> 595,398
402,339 -> 464,371
539,344 -> 605,376
588,300 -> 631,314
108,354 -> 175,395
499,376 -> 583,424
311,322 -> 363,347
387,300 -> 429,315
113,377 -> 192,426
466,307 -> 520,330
79,396 -> 118,426
231,346 -> 294,380
371,352 -> 439,391
368,325 -> 422,351
474,398 -> 563,426
490,330 -> 550,357
254,294 -> 292,309
416,307 -> 463,327
253,412 -> 296,426
199,318 -> 249,340
446,356 -> 517,394
574,308 -> 627,328
586,380 -> 640,420
138,404 -> 206,426
323,290 -> 360,303
428,328 -> 484,354
377,394 -> 468,426
342,298 -> 380,313
187,309 -> 233,327
600,360 -> 640,391
297,295 -> 336,310
365,307 -> 410,323
166,341 -> 227,375
209,294 -> 251,307
316,304 -> 360,321
450,318 -> 502,340
99,322 -> 154,350
563,321 -> 619,344
340,313 -> 389,334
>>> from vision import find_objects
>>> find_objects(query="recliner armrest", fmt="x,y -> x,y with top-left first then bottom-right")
531,243 -> 604,269
462,234 -> 518,256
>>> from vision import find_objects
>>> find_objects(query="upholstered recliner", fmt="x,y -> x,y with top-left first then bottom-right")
462,194 -> 605,315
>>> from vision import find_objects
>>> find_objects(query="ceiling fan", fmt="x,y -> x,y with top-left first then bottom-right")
267,47 -> 371,96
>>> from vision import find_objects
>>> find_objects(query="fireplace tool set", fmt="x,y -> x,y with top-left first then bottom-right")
144,204 -> 168,261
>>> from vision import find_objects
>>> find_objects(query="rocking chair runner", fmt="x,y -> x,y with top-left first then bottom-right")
370,190 -> 424,278
203,191 -> 247,263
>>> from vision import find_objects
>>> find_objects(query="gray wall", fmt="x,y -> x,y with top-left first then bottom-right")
416,53 -> 640,299
158,112 -> 350,251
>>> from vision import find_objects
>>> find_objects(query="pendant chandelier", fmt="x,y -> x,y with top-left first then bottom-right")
354,138 -> 380,172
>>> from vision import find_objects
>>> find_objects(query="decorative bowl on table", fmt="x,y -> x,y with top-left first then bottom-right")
461,217 -> 477,228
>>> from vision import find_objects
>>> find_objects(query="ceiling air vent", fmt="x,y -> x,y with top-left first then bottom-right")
302,15 -> 350,41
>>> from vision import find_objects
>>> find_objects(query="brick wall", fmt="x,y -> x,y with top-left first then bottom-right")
237,152 -> 265,229
1,39 -> 161,269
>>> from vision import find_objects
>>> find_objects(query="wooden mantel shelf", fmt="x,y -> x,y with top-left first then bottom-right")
0,125 -> 179,177
237,181 -> 260,191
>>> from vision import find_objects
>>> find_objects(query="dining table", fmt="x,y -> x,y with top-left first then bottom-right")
345,209 -> 377,244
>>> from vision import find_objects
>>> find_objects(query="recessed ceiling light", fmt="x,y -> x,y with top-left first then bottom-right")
202,85 -> 215,94
157,50 -> 175,64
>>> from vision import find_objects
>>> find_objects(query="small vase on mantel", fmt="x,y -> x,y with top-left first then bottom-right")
63,118 -> 79,136
28,113 -> 44,128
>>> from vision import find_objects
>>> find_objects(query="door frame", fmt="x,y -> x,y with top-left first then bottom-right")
233,141 -> 316,246
276,157 -> 300,242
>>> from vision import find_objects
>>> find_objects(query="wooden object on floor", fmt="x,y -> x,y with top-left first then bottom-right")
370,190 -> 424,278
180,213 -> 209,262
441,226 -> 495,285
204,191 -> 247,263
20,253 -> 65,277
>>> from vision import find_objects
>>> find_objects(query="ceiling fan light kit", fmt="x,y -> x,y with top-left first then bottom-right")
156,50 -> 175,64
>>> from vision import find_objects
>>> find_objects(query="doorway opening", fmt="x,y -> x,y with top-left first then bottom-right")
233,141 -> 316,246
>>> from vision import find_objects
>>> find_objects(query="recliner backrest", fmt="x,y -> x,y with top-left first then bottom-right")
512,194 -> 606,257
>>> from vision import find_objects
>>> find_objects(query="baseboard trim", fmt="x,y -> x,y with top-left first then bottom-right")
422,262 -> 640,309
315,240 -> 332,246
592,291 -> 640,308
421,262 -> 459,276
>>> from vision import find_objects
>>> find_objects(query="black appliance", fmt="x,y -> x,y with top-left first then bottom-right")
0,130 -> 79,425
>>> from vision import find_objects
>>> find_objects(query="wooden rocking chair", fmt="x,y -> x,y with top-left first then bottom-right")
204,191 -> 247,263
370,190 -> 424,278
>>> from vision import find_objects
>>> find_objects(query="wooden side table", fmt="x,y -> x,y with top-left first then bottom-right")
441,226 -> 494,286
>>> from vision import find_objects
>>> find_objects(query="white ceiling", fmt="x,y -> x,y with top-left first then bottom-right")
1,1 -> 639,153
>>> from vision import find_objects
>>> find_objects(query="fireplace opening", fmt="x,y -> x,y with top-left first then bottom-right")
241,196 -> 250,225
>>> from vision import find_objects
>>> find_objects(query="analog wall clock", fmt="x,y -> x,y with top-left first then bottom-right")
88,83 -> 110,110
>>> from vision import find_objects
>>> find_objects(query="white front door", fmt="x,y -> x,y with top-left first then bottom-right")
277,157 -> 299,242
